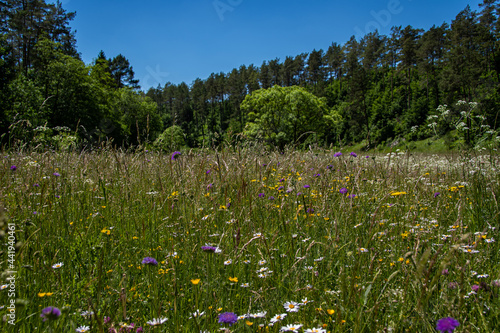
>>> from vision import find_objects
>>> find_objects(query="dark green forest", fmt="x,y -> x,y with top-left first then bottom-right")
1,0 -> 499,150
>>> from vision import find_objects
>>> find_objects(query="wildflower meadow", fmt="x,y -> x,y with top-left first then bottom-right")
1,146 -> 499,332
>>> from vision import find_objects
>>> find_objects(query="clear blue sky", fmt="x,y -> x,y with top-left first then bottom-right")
55,0 -> 484,90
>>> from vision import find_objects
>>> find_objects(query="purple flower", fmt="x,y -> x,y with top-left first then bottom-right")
307,208 -> 314,214
201,246 -> 217,252
303,185 -> 310,189
141,257 -> 158,266
348,194 -> 356,199
434,192 -> 441,198
279,178 -> 285,182
136,327 -> 143,333
278,186 -> 284,191
104,316 -> 112,324
339,188 -> 348,194
206,170 -> 211,174
441,269 -> 449,275
436,317 -> 459,332
350,152 -> 357,157
471,284 -> 480,292
40,306 -> 61,321
53,172 -> 61,177
171,151 -> 181,160
34,183 -> 40,187
448,282 -> 458,289
218,312 -> 238,326
258,193 -> 265,198
314,173 -> 321,177
365,156 -> 370,158
297,192 -> 303,196
268,196 -> 275,200
10,165 -> 17,171
207,183 -> 213,190
327,165 -> 333,170
334,152 -> 342,157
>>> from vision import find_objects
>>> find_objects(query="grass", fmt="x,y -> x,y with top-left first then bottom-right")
1,146 -> 499,332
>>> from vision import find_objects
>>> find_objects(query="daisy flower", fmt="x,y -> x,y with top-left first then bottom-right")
284,301 -> 300,312
52,262 -> 63,269
270,313 -> 287,323
280,323 -> 303,332
146,317 -> 168,326
305,329 -> 327,333
75,326 -> 90,332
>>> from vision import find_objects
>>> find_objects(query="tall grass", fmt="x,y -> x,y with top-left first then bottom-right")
1,146 -> 499,332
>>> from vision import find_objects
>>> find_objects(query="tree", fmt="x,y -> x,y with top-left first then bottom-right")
241,85 -> 333,148
109,54 -> 140,89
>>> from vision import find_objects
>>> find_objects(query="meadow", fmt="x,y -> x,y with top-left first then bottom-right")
1,146 -> 499,332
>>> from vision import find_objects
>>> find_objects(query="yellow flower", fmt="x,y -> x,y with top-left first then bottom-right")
246,320 -> 253,326
38,292 -> 53,297
101,229 -> 110,235
327,309 -> 335,315
391,191 -> 407,196
229,277 -> 238,283
191,279 -> 201,285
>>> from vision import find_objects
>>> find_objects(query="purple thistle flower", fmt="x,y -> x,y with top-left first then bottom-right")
201,246 -> 217,252
350,152 -> 357,157
34,183 -> 40,187
303,185 -> 310,189
40,306 -> 61,321
218,312 -> 238,326
471,284 -> 480,292
441,269 -> 449,275
307,208 -> 314,214
268,196 -> 275,200
297,192 -> 303,196
365,156 -> 370,158
314,173 -> 321,177
339,187 -> 348,194
348,194 -> 356,199
104,316 -> 112,324
434,192 -> 441,198
206,170 -> 211,174
53,172 -> 61,177
436,317 -> 459,332
258,193 -> 265,198
277,186 -> 284,191
136,327 -> 143,333
279,178 -> 285,182
334,152 -> 342,157
171,151 -> 181,160
10,165 -> 17,171
141,257 -> 158,266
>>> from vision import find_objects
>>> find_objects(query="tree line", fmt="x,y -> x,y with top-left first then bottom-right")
1,0 -> 499,150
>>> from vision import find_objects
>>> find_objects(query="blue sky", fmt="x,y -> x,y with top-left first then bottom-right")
56,0 -> 484,90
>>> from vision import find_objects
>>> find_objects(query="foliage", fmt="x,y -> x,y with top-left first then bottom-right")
154,125 -> 186,151
241,85 -> 336,148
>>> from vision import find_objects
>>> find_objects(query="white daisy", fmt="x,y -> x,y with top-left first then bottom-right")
52,262 -> 63,269
75,326 -> 90,332
280,323 -> 303,332
270,313 -> 287,323
146,317 -> 168,326
305,328 -> 326,333
283,301 -> 300,312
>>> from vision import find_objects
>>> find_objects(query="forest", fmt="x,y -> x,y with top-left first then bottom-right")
0,0 -> 499,150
